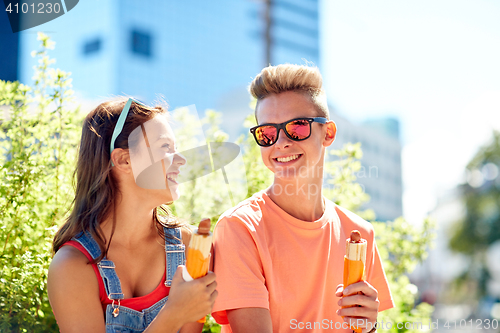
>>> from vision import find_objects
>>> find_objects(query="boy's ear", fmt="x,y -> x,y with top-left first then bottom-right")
323,121 -> 337,147
111,148 -> 132,173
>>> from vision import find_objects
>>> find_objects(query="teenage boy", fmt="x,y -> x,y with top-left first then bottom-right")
212,64 -> 394,333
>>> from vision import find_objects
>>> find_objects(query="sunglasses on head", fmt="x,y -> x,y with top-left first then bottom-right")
249,117 -> 328,147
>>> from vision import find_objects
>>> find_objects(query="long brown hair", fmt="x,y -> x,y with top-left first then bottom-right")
53,98 -> 181,262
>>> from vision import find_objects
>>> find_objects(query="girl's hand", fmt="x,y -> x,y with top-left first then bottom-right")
336,282 -> 379,333
162,265 -> 218,325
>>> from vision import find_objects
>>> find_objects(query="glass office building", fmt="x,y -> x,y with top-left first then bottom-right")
19,0 -> 319,114
0,8 -> 19,82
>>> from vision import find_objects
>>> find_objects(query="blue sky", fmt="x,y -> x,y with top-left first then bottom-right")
320,0 -> 500,223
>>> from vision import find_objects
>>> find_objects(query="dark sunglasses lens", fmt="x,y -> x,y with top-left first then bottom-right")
255,125 -> 277,146
286,119 -> 310,140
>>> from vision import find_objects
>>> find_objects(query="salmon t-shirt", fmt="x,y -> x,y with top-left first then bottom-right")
212,190 -> 394,333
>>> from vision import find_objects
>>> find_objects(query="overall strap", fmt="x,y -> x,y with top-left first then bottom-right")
164,227 -> 186,286
73,231 -> 102,260
97,259 -> 124,301
72,232 -> 124,301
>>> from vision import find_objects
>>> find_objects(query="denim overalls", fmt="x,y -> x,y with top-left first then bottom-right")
73,227 -> 185,333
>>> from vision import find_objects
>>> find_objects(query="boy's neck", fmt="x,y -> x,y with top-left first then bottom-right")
266,177 -> 325,222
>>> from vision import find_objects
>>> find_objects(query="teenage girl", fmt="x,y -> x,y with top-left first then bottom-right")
48,98 -> 217,332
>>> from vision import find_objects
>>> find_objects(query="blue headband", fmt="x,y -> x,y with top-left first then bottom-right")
110,98 -> 144,165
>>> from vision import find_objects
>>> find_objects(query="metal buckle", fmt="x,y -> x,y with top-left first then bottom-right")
98,262 -> 115,269
111,299 -> 120,317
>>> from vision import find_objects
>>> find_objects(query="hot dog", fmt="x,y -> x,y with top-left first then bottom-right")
183,218 -> 213,323
342,230 -> 367,333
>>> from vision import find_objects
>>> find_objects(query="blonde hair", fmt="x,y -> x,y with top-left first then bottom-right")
249,64 -> 329,120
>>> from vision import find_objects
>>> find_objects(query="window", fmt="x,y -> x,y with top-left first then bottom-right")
131,29 -> 152,57
83,38 -> 101,55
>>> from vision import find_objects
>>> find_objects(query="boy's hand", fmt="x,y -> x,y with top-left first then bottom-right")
336,282 -> 379,333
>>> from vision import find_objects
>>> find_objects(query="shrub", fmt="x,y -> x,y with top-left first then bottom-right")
0,33 -> 80,332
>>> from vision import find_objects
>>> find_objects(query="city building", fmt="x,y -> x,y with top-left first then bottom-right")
267,0 -> 319,66
331,110 -> 403,221
18,0 -> 319,137
410,187 -> 468,303
0,8 -> 19,82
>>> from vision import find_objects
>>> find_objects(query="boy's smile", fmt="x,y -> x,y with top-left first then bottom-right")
256,91 -> 336,181
273,153 -> 303,164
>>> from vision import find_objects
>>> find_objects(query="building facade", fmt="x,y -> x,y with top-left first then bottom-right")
0,8 -> 19,82
19,0 -> 318,114
331,111 -> 403,221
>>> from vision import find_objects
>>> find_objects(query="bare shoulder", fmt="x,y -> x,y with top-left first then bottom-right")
49,245 -> 96,283
48,246 -> 105,332
48,245 -> 100,302
50,245 -> 90,266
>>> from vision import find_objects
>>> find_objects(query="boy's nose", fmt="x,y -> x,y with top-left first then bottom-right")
274,128 -> 292,148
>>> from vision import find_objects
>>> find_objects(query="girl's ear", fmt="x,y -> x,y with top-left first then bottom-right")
323,121 -> 337,147
111,148 -> 132,173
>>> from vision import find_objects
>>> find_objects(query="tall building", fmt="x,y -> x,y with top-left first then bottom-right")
267,0 -> 319,66
331,110 -> 403,221
0,8 -> 19,82
18,0 -> 319,137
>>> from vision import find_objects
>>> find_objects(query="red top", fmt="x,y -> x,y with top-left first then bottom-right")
63,241 -> 170,312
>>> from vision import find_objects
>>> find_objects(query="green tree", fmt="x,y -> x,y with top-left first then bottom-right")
170,107 -> 251,228
0,33 -> 80,331
324,142 -> 374,220
449,131 -> 500,299
373,218 -> 435,332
